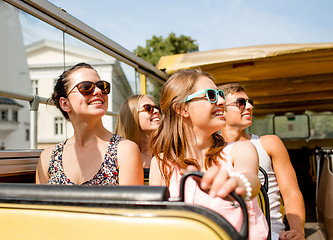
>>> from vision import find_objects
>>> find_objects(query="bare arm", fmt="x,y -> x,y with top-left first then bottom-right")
231,141 -> 261,199
200,141 -> 261,200
118,139 -> 144,185
35,146 -> 53,184
149,156 -> 163,186
261,135 -> 305,239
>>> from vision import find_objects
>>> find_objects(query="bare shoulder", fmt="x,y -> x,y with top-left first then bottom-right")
230,141 -> 258,165
259,135 -> 286,153
231,140 -> 256,153
40,144 -> 55,163
118,138 -> 140,152
117,138 -> 141,165
260,134 -> 283,144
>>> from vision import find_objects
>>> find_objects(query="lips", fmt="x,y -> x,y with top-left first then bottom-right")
213,108 -> 224,117
151,116 -> 161,122
242,112 -> 252,119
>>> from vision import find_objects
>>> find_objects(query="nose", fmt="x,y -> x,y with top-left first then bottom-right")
216,94 -> 226,106
92,84 -> 102,95
245,101 -> 253,110
153,107 -> 161,116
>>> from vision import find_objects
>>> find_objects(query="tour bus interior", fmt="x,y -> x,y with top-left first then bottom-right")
1,0 -> 333,239
157,44 -> 333,237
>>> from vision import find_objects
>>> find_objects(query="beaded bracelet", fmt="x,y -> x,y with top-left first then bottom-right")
229,172 -> 252,202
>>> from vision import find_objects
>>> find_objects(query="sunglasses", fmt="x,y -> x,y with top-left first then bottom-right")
225,98 -> 254,109
67,81 -> 110,96
185,88 -> 225,103
138,104 -> 161,114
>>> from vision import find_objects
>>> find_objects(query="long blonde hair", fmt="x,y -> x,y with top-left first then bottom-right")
115,94 -> 155,148
151,68 -> 225,187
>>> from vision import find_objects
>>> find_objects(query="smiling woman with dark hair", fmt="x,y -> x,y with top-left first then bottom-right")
36,62 -> 143,185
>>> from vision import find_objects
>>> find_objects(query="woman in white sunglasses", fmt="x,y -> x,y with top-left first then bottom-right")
36,62 -> 143,185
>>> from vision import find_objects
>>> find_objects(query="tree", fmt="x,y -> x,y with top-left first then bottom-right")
134,33 -> 199,100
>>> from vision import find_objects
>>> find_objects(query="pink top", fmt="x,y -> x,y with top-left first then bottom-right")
167,143 -> 268,240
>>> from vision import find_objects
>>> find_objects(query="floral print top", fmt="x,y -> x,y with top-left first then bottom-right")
48,134 -> 122,185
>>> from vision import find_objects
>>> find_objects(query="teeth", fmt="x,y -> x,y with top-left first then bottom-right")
213,111 -> 223,116
90,100 -> 102,105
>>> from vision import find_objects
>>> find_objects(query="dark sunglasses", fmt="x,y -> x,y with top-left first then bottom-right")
138,104 -> 161,114
226,98 -> 254,109
185,88 -> 225,103
67,81 -> 110,96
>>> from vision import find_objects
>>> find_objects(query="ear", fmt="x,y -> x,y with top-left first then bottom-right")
59,97 -> 71,114
173,103 -> 190,118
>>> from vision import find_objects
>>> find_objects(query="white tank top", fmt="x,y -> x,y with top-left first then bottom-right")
250,134 -> 285,239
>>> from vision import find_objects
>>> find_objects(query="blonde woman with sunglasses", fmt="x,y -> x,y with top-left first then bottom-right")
149,68 -> 268,240
36,62 -> 143,185
115,94 -> 161,169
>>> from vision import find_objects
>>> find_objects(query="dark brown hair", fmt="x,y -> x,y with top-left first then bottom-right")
50,62 -> 96,119
219,83 -> 245,96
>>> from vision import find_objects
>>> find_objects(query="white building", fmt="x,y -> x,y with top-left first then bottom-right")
26,40 -> 133,149
0,1 -> 31,150
0,1 -> 132,150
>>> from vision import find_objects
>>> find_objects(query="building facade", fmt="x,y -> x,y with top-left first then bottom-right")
26,40 -> 133,149
0,1 -> 31,150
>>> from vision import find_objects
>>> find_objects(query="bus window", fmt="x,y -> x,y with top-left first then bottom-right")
273,114 -> 310,139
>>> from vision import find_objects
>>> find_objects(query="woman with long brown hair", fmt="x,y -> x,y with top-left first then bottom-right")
149,68 -> 268,240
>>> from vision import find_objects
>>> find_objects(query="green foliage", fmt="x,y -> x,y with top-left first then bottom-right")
134,32 -> 199,66
134,33 -> 199,102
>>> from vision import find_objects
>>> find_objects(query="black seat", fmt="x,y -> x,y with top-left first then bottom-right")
258,166 -> 271,240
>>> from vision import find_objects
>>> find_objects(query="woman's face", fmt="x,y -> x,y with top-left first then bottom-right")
64,68 -> 108,119
138,96 -> 161,133
185,76 -> 226,134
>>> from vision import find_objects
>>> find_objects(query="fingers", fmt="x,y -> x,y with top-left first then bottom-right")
200,166 -> 239,199
185,166 -> 246,200
279,230 -> 305,240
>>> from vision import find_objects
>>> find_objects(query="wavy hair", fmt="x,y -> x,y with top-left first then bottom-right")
151,68 -> 225,187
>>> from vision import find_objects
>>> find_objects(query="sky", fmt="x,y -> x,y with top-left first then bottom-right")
20,0 -> 333,53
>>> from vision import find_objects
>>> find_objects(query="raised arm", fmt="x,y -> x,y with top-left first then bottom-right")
261,135 -> 305,239
200,141 -> 261,201
117,139 -> 144,185
231,141 -> 261,199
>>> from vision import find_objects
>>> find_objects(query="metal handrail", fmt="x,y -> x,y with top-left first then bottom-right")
0,89 -> 118,149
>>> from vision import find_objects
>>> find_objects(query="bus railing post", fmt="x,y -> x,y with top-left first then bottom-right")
29,94 -> 39,150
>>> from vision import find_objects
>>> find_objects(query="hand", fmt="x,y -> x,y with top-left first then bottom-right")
187,165 -> 244,199
279,230 -> 305,240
